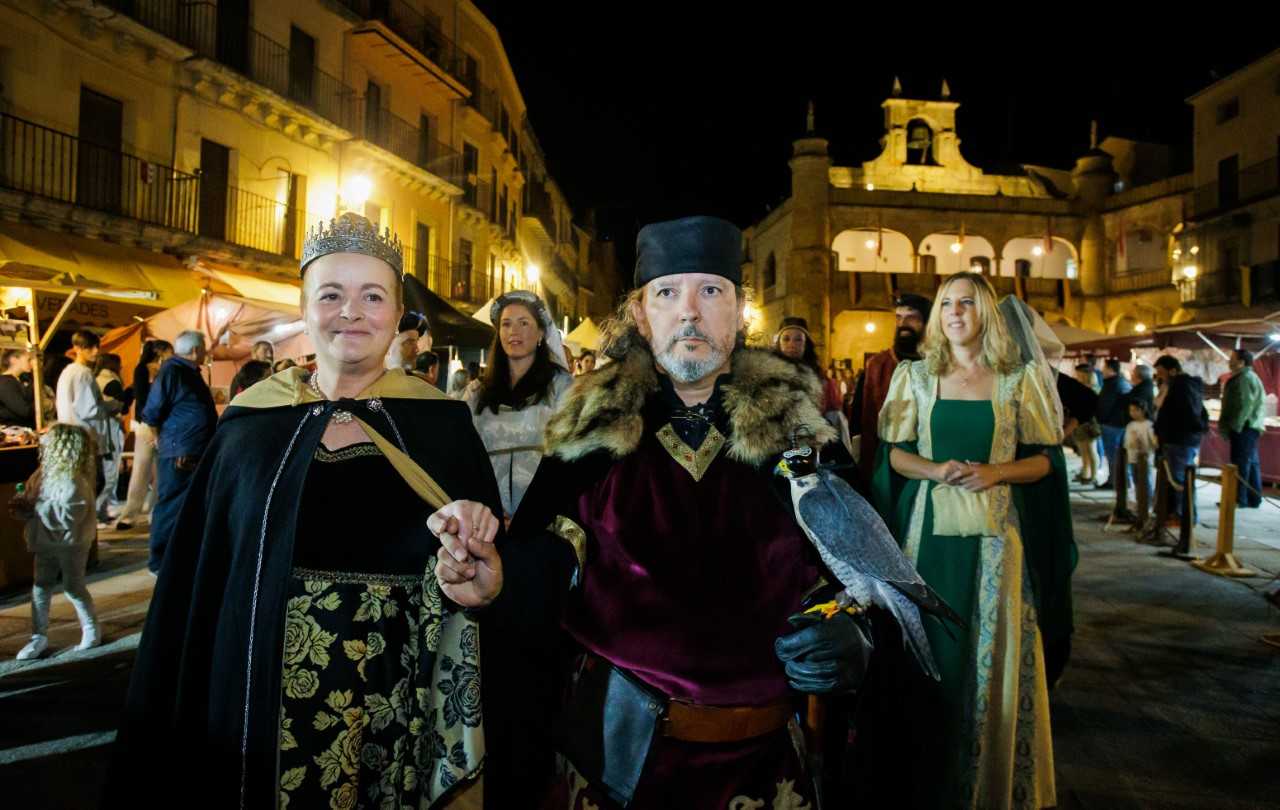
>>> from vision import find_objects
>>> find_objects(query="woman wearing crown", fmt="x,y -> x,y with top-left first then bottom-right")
107,213 -> 504,809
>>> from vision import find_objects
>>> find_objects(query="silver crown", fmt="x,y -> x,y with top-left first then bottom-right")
301,212 -> 404,275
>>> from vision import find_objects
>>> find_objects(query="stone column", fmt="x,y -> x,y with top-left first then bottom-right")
1072,150 -> 1117,298
788,136 -> 833,360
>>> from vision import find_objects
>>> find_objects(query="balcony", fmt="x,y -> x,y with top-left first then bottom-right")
202,183 -> 305,258
355,105 -> 464,189
1190,156 -> 1280,221
0,112 -> 302,259
522,180 -> 555,245
1109,267 -> 1174,294
103,1 -> 357,132
460,179 -> 493,223
1177,269 -> 1239,307
0,112 -> 199,233
464,82 -> 500,125
336,0 -> 467,89
844,270 -> 1070,312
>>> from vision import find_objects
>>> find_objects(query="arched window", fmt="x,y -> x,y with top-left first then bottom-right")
762,253 -> 777,290
969,256 -> 992,274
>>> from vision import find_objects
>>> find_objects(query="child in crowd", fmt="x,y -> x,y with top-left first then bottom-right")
9,423 -> 100,660
1125,398 -> 1158,524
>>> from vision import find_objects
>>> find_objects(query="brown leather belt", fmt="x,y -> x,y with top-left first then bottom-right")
661,698 -> 794,744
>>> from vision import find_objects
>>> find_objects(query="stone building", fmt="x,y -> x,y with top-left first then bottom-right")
0,0 -> 616,333
745,65 -> 1280,368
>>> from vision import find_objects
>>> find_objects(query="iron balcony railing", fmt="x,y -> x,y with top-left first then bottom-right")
0,112 -> 304,258
462,179 -> 494,221
103,1 -> 357,131
0,112 -> 200,232
355,105 -> 464,188
1109,267 -> 1174,293
1190,156 -> 1280,220
211,183 -> 305,257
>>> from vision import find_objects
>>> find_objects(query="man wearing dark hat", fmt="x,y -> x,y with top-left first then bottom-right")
485,216 -> 876,809
851,293 -> 931,483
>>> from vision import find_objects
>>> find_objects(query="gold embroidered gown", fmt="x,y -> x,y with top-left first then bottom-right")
875,360 -> 1065,810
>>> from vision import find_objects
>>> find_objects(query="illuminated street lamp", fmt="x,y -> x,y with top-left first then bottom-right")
864,322 -> 876,333
1182,265 -> 1199,280
865,183 -> 875,191
1134,323 -> 1147,333
341,175 -> 373,212
864,238 -> 877,250
1031,245 -> 1045,257
949,241 -> 962,254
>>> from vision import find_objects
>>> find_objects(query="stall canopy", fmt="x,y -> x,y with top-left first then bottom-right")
101,292 -> 312,395
564,317 -> 603,353
404,275 -> 493,348
1065,311 -> 1280,355
0,220 -> 203,309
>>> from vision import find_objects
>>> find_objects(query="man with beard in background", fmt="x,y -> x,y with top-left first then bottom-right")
850,293 -> 931,485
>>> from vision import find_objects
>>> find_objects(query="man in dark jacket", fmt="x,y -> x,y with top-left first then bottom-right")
1153,355 -> 1208,523
141,330 -> 217,573
1096,358 -> 1133,489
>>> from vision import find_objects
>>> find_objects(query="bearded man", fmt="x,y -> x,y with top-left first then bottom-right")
850,293 -> 931,484
483,216 -> 877,810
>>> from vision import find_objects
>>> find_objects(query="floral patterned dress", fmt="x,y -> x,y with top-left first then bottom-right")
278,443 -> 481,809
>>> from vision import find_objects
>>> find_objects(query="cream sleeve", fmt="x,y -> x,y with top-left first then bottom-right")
877,361 -> 919,444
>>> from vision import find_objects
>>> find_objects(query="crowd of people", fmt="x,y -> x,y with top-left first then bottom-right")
2,210 -> 1268,809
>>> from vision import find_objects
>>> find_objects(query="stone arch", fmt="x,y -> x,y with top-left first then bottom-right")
1043,311 -> 1079,329
833,228 -> 914,274
1000,236 -> 1078,279
917,232 -> 997,275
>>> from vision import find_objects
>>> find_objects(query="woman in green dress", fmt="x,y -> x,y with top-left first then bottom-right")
872,272 -> 1072,809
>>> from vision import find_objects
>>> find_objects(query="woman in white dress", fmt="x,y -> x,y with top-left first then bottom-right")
465,290 -> 573,524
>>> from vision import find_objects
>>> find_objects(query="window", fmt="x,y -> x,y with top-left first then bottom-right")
455,239 -> 473,299
969,256 -> 991,274
762,253 -> 777,289
1219,155 -> 1239,206
1014,259 -> 1032,278
415,223 -> 431,282
1216,98 -> 1239,124
417,114 -> 432,167
288,26 -> 315,105
77,87 -> 123,216
284,172 -> 305,257
462,142 -> 478,206
365,80 -> 383,144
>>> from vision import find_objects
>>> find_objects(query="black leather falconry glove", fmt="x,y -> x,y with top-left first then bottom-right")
774,609 -> 874,695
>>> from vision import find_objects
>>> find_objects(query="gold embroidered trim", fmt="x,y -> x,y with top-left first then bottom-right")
656,423 -> 725,482
314,442 -> 381,463
291,566 -> 422,588
548,515 -> 588,572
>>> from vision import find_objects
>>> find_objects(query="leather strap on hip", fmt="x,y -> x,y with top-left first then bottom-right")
661,698 -> 794,744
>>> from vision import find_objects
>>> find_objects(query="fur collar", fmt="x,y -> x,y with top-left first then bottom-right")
544,345 -> 837,467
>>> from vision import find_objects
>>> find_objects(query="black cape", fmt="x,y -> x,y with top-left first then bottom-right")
105,375 -> 502,809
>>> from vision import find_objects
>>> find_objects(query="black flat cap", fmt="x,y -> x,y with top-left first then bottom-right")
634,216 -> 743,287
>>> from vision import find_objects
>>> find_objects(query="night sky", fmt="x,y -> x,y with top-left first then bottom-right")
475,6 -> 1279,281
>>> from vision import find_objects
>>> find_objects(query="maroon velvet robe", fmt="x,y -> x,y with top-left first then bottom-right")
856,349 -> 903,484
559,429 -> 821,808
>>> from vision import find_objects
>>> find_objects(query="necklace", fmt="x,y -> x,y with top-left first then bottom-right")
307,372 -> 355,424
